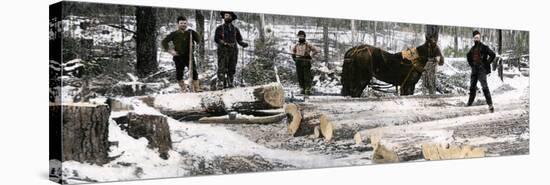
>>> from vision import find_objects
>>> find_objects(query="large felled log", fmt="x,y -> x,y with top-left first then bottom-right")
354,128 -> 453,163
285,103 -> 334,141
145,83 -> 284,121
354,109 -> 527,163
198,113 -> 286,124
422,143 -> 486,161
50,103 -> 111,165
114,113 -> 172,159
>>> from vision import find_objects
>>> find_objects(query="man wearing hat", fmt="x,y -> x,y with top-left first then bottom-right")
162,16 -> 202,92
291,30 -> 319,95
214,11 -> 249,89
466,30 -> 496,112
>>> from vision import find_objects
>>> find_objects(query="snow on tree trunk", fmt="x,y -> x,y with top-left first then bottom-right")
143,83 -> 285,120
50,103 -> 111,165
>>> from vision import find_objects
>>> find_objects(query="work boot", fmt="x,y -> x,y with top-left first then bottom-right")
482,88 -> 494,113
192,80 -> 202,92
178,80 -> 187,93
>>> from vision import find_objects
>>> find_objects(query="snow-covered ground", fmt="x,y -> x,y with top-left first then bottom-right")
52,14 -> 529,184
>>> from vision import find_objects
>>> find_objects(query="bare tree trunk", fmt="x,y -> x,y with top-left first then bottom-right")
195,10 -> 205,66
323,21 -> 330,67
135,6 -> 158,78
373,22 -> 377,47
258,13 -> 266,42
454,27 -> 459,56
351,20 -> 356,46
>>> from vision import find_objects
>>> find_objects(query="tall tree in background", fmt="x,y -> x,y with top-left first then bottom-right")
454,26 -> 459,56
135,6 -> 158,78
322,20 -> 330,67
373,22 -> 377,47
257,13 -> 266,42
195,10 -> 206,66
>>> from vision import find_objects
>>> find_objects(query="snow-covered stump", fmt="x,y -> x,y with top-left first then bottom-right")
50,103 -> 111,165
285,103 -> 334,141
116,113 -> 172,159
144,83 -> 285,121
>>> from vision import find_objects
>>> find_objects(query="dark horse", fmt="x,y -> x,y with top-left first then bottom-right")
341,40 -> 444,97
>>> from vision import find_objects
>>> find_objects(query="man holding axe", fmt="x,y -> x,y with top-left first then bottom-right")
162,16 -> 202,92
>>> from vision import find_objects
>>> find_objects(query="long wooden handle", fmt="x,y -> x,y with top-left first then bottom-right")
188,32 -> 193,86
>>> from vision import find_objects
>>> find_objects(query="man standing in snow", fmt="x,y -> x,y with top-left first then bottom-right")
162,16 -> 202,92
214,11 -> 249,89
466,30 -> 496,112
291,30 -> 319,95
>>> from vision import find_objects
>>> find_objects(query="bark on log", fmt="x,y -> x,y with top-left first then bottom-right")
422,143 -> 486,160
115,113 -> 172,159
145,83 -> 284,121
354,109 -> 526,163
368,130 -> 454,163
50,103 -> 111,165
198,113 -> 286,124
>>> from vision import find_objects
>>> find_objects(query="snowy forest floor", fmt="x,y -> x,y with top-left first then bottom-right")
52,71 -> 529,184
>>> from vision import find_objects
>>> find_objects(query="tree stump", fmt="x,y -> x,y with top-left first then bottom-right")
50,103 -> 111,165
120,113 -> 172,159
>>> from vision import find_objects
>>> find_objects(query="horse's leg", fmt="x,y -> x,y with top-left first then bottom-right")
341,59 -> 352,96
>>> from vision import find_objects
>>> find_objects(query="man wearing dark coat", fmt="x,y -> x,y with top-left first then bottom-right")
466,30 -> 496,112
214,11 -> 249,89
162,16 -> 202,92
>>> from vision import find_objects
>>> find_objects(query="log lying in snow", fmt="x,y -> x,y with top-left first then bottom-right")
113,113 -> 172,159
50,103 -> 111,165
285,103 -> 334,141
198,113 -> 287,124
143,83 -> 284,121
422,143 -> 486,160
366,130 -> 454,163
354,109 -> 526,163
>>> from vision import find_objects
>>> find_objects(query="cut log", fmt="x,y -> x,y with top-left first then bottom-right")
319,114 -> 334,142
50,103 -> 111,165
106,98 -> 134,111
198,113 -> 286,124
123,113 -> 172,159
370,131 -> 453,163
285,103 -> 334,141
145,83 -> 284,121
285,103 -> 302,135
355,109 -> 527,163
422,143 -> 486,160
